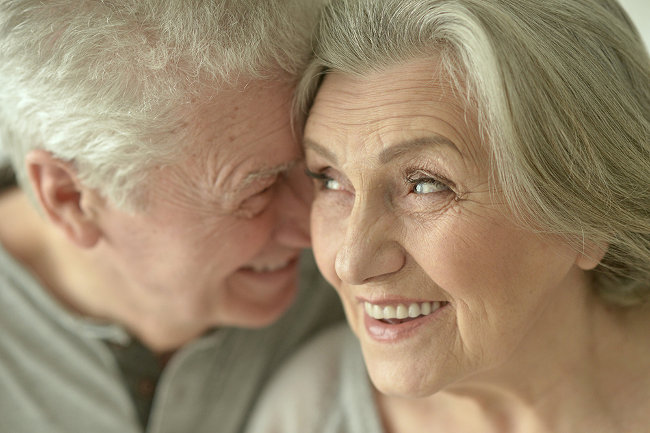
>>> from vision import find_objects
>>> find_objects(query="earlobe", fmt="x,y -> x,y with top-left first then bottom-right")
575,241 -> 608,271
25,150 -> 102,248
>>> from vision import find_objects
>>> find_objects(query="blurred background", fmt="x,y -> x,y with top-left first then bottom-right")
619,0 -> 650,49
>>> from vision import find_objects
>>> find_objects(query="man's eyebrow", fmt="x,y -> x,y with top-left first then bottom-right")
240,159 -> 298,189
303,135 -> 460,165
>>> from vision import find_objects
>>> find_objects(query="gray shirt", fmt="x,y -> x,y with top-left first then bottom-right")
0,243 -> 343,433
245,323 -> 384,433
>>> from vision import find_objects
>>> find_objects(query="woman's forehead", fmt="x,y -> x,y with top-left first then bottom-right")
306,58 -> 485,164
320,59 -> 455,99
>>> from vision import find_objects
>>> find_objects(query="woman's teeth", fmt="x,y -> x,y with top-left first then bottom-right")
364,301 -> 445,321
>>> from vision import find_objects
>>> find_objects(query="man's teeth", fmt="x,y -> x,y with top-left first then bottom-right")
364,301 -> 444,320
248,261 -> 290,272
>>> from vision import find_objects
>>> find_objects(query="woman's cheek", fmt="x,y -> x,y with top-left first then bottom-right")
311,199 -> 345,289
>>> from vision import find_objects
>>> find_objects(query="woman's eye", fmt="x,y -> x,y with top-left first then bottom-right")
322,178 -> 342,190
411,178 -> 449,194
405,168 -> 453,196
305,168 -> 344,191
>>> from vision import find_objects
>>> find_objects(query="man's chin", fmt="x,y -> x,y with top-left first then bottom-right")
220,277 -> 300,328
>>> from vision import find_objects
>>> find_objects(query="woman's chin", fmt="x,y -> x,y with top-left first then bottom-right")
366,359 -> 446,399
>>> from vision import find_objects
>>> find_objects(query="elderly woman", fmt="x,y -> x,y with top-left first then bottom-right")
0,1 -> 343,432
245,0 -> 650,432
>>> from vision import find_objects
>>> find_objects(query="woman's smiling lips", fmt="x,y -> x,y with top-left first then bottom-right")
358,297 -> 449,341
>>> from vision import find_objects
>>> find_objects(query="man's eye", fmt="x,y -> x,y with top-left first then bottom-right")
237,193 -> 271,218
410,178 -> 449,194
235,181 -> 276,218
305,168 -> 344,191
254,184 -> 274,196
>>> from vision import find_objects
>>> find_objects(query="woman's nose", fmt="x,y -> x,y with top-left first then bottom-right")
334,197 -> 405,285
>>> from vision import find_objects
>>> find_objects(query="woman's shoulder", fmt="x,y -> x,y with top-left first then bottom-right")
244,322 -> 367,433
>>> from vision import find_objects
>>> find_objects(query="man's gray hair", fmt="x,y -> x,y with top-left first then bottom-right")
297,0 -> 650,305
0,0 -> 321,210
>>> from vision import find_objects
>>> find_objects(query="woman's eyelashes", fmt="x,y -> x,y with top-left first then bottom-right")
305,168 -> 345,191
405,169 -> 455,197
306,166 -> 456,200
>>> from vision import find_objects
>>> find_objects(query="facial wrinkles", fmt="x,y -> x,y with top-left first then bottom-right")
311,67 -> 485,232
164,88 -> 296,218
144,165 -> 209,223
207,119 -> 292,192
440,219 -> 549,365
323,68 -> 485,167
391,225 -> 495,371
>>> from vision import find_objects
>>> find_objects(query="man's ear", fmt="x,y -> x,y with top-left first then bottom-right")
25,150 -> 102,248
575,241 -> 608,271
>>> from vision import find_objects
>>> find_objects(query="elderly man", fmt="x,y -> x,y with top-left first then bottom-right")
0,1 -> 342,432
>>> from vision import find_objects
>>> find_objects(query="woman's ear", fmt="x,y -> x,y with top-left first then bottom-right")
575,241 -> 608,271
25,150 -> 102,248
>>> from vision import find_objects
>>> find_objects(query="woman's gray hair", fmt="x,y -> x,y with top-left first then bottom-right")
0,0 -> 322,210
297,0 -> 650,305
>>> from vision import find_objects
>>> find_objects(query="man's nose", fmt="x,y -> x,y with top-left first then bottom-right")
271,162 -> 312,248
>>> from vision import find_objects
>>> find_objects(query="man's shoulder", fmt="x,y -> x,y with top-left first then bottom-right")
243,322 -> 353,433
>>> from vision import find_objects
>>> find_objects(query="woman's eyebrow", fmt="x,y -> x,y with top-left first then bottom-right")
303,138 -> 339,164
378,135 -> 461,164
303,135 -> 460,166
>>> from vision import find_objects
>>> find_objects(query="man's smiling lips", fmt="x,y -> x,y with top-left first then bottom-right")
230,256 -> 301,307
242,260 -> 293,273
240,254 -> 299,273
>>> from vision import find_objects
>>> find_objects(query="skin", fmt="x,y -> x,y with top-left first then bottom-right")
303,57 -> 650,432
0,79 -> 312,352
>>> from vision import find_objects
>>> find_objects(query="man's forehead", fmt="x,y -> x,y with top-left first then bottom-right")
190,83 -> 295,145
175,79 -> 299,190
